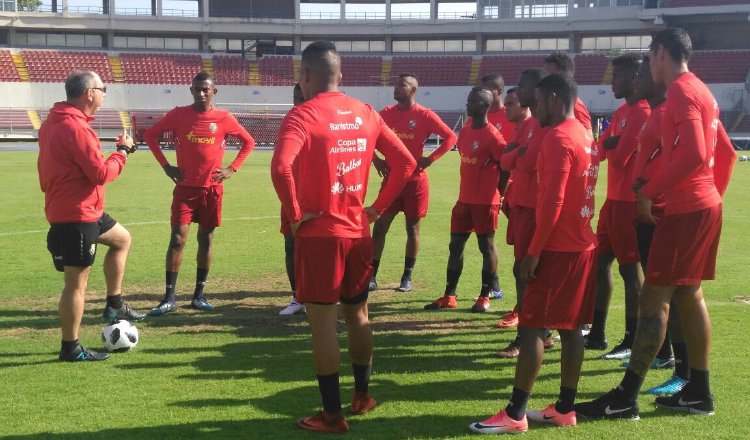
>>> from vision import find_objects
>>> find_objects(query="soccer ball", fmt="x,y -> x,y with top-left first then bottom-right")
101,320 -> 139,352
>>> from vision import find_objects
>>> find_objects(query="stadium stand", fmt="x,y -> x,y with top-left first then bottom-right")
390,55 -> 472,86
340,55 -> 382,86
119,53 -> 203,84
573,53 -> 610,85
212,55 -> 250,86
22,50 -> 113,83
663,0 -> 749,6
259,55 -> 295,86
478,55 -> 547,85
689,50 -> 750,84
0,109 -> 33,130
434,110 -> 464,130
0,50 -> 21,82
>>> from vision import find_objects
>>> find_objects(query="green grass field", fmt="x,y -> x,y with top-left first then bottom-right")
1,149 -> 749,439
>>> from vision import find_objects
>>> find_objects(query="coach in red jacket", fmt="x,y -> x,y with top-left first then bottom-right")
38,69 -> 144,362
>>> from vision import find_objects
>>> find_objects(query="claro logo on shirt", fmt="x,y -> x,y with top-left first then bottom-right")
186,131 -> 216,144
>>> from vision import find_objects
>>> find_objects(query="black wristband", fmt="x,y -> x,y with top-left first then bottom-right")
116,145 -> 130,156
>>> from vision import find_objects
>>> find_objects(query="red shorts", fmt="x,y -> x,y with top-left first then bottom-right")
596,199 -> 639,264
450,202 -> 499,235
171,185 -> 223,228
295,236 -> 373,304
383,176 -> 429,219
280,207 -> 292,236
510,205 -> 536,260
520,249 -> 596,330
645,204 -> 722,286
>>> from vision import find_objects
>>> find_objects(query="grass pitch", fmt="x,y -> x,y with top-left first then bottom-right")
0,150 -> 749,439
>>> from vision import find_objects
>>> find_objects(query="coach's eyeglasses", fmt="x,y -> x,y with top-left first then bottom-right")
90,86 -> 107,94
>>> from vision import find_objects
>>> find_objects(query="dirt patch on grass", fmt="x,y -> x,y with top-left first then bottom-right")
734,296 -> 750,305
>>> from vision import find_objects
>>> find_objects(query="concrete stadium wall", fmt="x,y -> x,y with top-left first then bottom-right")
1,82 -> 744,116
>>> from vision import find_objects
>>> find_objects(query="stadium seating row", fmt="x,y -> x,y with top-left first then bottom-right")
1,49 -> 749,86
663,0 -> 749,6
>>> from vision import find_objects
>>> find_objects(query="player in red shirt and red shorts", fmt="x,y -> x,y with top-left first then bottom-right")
470,73 -> 599,434
496,69 -> 557,358
424,87 -> 507,313
586,54 -> 652,358
271,41 -> 416,434
576,27 -> 735,420
145,71 -> 256,315
369,73 -> 457,293
39,69 -> 144,362
278,83 -> 307,316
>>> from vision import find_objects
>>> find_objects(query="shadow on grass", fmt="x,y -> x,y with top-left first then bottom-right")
2,414 -> 484,440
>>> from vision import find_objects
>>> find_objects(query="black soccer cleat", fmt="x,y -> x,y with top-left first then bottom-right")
148,300 -> 177,317
601,339 -> 632,360
654,388 -> 715,416
574,388 -> 640,420
103,303 -> 146,324
59,344 -> 110,362
396,276 -> 412,292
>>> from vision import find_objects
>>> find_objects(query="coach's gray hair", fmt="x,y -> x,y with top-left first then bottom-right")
65,69 -> 98,100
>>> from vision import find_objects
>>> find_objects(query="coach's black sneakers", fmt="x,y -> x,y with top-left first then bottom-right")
59,344 -> 110,362
148,301 -> 177,317
584,333 -> 609,350
396,276 -> 412,292
103,303 -> 146,324
655,388 -> 715,415
574,388 -> 640,420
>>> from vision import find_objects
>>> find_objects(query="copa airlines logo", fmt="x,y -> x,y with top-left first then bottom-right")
583,164 -> 599,178
329,138 -> 368,154
336,158 -> 362,177
329,116 -> 364,131
186,131 -> 216,144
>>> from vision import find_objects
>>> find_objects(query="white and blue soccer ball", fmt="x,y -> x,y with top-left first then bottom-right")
101,320 -> 139,352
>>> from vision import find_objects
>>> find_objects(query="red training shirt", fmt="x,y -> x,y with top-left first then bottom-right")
500,117 -> 549,209
145,105 -> 256,188
528,118 -> 598,256
575,98 -> 593,131
634,101 -> 667,219
271,91 -> 416,238
599,99 -> 651,201
380,103 -> 457,180
713,122 -> 736,197
456,122 -> 507,205
38,102 -> 127,223
641,72 -> 722,214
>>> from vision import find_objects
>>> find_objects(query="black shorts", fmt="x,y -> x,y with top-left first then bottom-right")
46,213 -> 117,272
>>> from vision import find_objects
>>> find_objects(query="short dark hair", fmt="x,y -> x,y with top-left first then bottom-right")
293,83 -> 302,92
612,52 -> 643,71
193,70 -> 215,84
519,68 -> 549,88
544,51 -> 575,75
480,73 -> 505,91
399,72 -> 418,81
649,27 -> 692,63
537,73 -> 578,112
301,40 -> 340,77
65,69 -> 98,100
506,87 -> 518,95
